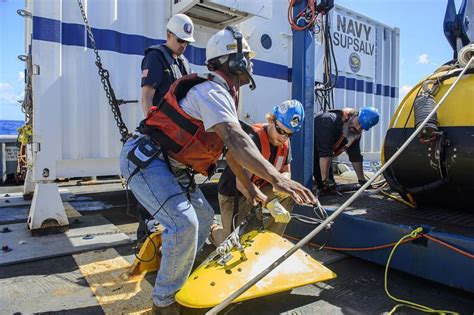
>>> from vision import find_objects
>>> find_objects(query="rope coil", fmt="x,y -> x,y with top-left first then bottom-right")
288,0 -> 318,31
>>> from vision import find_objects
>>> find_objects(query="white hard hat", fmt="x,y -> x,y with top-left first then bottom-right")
166,14 -> 195,42
205,28 -> 256,63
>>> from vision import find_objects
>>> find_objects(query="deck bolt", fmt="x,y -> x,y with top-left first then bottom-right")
1,227 -> 11,233
2,245 -> 12,252
210,281 -> 215,286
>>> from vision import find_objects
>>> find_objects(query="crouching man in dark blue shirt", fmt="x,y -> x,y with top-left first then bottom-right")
313,107 -> 379,193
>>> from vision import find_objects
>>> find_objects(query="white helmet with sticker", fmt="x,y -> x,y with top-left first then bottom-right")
167,14 -> 195,42
205,28 -> 256,63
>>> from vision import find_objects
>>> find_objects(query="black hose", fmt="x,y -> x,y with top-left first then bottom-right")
405,178 -> 447,194
413,93 -> 439,141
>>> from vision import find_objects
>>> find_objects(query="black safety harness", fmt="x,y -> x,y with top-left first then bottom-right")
145,45 -> 192,80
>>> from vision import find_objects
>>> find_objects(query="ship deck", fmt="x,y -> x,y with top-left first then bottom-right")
1,178 -> 473,314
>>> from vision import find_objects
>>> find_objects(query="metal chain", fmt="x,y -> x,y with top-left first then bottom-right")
69,229 -> 136,239
77,0 -> 134,143
16,9 -> 33,134
19,55 -> 33,125
15,9 -> 35,180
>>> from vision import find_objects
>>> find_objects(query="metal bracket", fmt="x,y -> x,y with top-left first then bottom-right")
16,9 -> 32,18
32,64 -> 40,75
28,182 -> 69,235
31,142 -> 40,153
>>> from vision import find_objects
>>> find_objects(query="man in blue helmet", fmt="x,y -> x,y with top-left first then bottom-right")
313,107 -> 379,193
214,100 -> 305,243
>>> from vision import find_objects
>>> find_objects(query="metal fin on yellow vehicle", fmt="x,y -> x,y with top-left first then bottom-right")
176,230 -> 336,308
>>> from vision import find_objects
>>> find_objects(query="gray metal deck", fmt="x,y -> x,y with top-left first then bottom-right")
319,189 -> 474,237
1,180 -> 473,314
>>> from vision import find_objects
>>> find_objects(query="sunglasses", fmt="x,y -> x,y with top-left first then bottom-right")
172,33 -> 189,45
273,120 -> 293,137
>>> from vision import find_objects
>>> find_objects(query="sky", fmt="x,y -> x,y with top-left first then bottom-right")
0,0 -> 26,120
0,0 -> 465,121
336,0 -> 463,99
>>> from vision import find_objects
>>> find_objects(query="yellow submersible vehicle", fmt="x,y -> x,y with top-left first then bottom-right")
383,1 -> 474,208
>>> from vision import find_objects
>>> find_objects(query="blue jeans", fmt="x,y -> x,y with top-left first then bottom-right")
120,135 -> 214,307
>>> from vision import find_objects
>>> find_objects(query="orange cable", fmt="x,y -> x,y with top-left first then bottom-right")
285,233 -> 474,259
423,234 -> 474,259
288,0 -> 317,31
284,234 -> 422,251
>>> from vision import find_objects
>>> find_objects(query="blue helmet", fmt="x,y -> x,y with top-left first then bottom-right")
358,107 -> 379,131
273,99 -> 305,133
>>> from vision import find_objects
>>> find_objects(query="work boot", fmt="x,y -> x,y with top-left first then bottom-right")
318,178 -> 342,196
152,302 -> 182,315
209,223 -> 225,247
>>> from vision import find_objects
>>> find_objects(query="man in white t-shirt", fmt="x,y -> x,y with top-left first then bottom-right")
120,26 -> 317,314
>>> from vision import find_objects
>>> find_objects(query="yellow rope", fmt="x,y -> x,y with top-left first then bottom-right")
17,124 -> 32,145
384,227 -> 459,315
380,189 -> 417,208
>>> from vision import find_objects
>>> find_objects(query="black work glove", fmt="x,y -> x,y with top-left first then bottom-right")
322,178 -> 337,193
358,179 -> 373,189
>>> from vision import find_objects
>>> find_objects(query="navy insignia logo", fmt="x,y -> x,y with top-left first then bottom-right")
290,115 -> 301,128
183,23 -> 192,35
349,52 -> 361,73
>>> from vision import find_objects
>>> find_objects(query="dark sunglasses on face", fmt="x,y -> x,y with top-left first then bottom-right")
273,120 -> 293,137
172,33 -> 189,45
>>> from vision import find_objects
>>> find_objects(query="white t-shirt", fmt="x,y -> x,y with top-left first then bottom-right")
178,73 -> 239,132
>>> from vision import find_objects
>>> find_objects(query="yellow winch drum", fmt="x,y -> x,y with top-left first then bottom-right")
383,63 -> 474,208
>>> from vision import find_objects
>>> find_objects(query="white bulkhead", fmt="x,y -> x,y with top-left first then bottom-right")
25,0 -> 398,181
315,5 -> 400,160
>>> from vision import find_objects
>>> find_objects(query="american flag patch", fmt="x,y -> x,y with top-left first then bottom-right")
142,69 -> 149,78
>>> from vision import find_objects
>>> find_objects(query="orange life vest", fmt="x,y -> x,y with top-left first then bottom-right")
141,73 -> 237,176
250,123 -> 289,187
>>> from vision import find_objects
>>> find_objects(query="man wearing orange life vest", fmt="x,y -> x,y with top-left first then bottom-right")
216,100 -> 305,242
120,26 -> 317,314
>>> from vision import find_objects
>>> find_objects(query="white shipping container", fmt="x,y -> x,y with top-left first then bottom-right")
315,4 -> 400,161
24,1 -> 398,180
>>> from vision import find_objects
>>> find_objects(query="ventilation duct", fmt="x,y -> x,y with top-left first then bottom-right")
172,0 -> 272,29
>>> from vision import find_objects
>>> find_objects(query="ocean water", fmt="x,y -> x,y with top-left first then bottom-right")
0,120 -> 25,135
